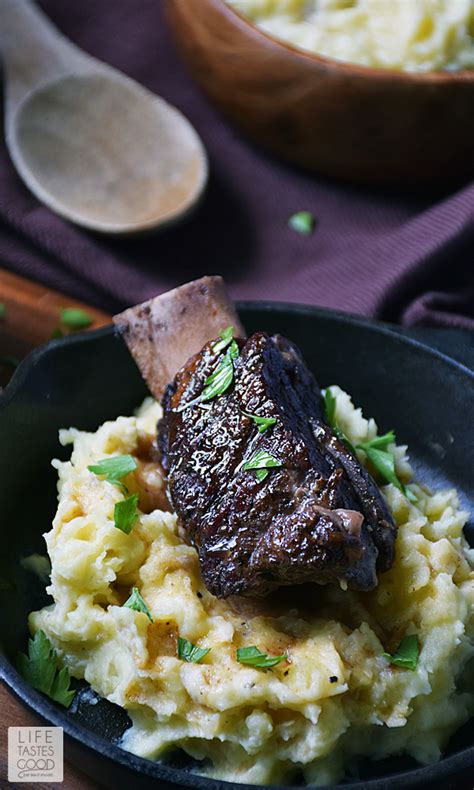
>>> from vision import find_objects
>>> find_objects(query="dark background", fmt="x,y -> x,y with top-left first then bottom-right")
0,0 -> 472,326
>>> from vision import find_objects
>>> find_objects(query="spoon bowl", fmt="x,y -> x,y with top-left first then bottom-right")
13,74 -> 207,233
0,0 -> 207,234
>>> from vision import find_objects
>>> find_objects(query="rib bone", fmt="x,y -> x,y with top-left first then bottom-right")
113,276 -> 245,400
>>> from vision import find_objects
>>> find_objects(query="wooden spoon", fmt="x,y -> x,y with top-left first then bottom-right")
0,0 -> 208,234
0,267 -> 110,387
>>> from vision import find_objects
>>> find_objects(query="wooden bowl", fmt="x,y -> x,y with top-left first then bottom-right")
164,0 -> 474,187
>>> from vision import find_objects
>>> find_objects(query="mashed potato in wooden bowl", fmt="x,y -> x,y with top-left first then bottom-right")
228,0 -> 474,72
30,388 -> 474,786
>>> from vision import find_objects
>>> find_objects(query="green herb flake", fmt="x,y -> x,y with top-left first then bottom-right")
237,645 -> 286,669
359,445 -> 416,502
201,341 -> 239,401
212,325 -> 234,354
50,327 -> 64,340
124,587 -> 153,622
114,493 -> 139,534
228,339 -> 239,360
288,211 -> 316,235
323,390 -> 357,453
17,630 -> 75,708
201,358 -> 233,401
335,426 -> 357,454
383,634 -> 419,671
242,411 -> 277,434
323,389 -> 337,428
178,636 -> 211,663
88,455 -> 137,494
0,303 -> 6,319
243,450 -> 282,481
357,431 -> 396,453
60,307 -> 93,331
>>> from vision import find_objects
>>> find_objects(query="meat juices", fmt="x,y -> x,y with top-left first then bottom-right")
158,331 -> 397,599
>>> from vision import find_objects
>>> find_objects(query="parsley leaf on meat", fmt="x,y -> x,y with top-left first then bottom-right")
212,326 -> 234,354
201,341 -> 239,401
242,411 -> 276,433
243,450 -> 282,482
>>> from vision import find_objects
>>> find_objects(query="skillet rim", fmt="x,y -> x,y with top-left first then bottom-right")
1,300 -> 473,790
2,302 -> 474,408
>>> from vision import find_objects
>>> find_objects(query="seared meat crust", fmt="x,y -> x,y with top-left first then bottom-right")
158,332 -> 396,598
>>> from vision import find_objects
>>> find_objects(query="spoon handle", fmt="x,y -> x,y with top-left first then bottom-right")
0,0 -> 87,117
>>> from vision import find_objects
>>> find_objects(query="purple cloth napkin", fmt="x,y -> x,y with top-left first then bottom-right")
1,0 -> 473,327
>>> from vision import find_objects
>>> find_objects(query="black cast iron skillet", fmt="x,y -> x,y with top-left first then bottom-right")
1,303 -> 473,790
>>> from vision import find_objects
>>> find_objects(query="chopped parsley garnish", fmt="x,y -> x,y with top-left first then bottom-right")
178,637 -> 211,663
177,334 -> 239,410
60,307 -> 93,330
124,587 -> 153,622
243,411 -> 277,434
322,389 -> 356,453
357,444 -> 416,502
50,327 -> 64,339
212,325 -> 234,354
357,431 -> 396,452
114,493 -> 139,534
288,211 -> 316,235
383,634 -> 419,671
323,390 -> 415,503
243,411 -> 276,433
323,388 -> 337,426
0,303 -> 6,318
237,646 -> 286,669
88,455 -> 137,494
17,630 -> 75,708
201,340 -> 239,401
243,450 -> 282,482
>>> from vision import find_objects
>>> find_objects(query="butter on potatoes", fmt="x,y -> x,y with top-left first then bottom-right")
228,0 -> 474,72
30,392 -> 474,785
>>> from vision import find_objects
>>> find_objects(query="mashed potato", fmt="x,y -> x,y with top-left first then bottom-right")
227,0 -> 474,72
30,390 -> 474,785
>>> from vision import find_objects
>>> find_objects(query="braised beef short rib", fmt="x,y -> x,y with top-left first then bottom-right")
158,331 -> 397,598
